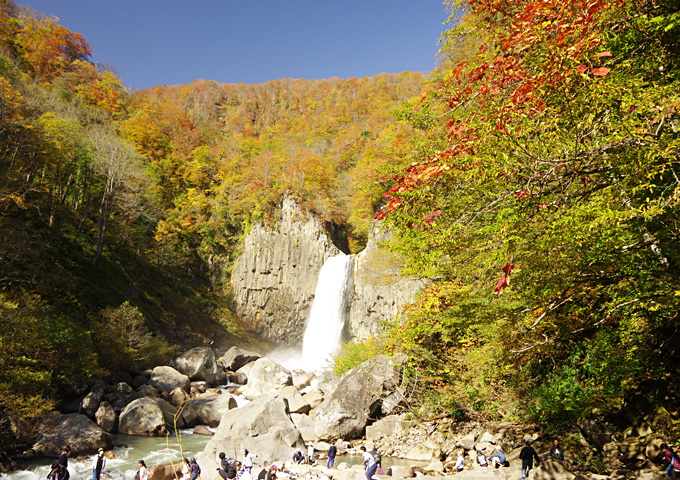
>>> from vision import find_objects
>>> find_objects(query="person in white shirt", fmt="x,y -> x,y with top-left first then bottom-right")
360,446 -> 377,480
307,442 -> 315,464
138,460 -> 148,480
91,448 -> 106,480
455,451 -> 464,471
242,450 -> 256,473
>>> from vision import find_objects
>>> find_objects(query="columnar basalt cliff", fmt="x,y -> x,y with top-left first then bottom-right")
230,198 -> 342,345
347,224 -> 429,341
231,199 -> 427,346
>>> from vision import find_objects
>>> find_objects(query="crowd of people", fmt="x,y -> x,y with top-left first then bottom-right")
45,439 -> 680,480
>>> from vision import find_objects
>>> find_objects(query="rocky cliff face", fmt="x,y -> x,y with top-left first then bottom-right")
347,224 -> 429,341
231,199 -> 427,346
230,198 -> 342,345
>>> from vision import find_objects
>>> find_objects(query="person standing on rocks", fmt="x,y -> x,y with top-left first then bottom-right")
361,446 -> 377,480
327,444 -> 337,468
550,439 -> 565,462
242,450 -> 257,474
217,452 -> 237,480
58,446 -> 71,480
182,458 -> 192,480
307,442 -> 315,465
189,457 -> 201,480
519,440 -> 540,479
91,448 -> 106,480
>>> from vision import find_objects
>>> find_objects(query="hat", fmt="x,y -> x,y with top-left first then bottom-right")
495,446 -> 502,450
270,465 -> 277,470
525,440 -> 531,445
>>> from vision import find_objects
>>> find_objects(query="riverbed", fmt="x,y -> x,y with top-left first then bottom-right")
1,431 -> 428,480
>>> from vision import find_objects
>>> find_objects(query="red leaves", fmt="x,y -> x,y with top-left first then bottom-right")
494,262 -> 515,296
591,66 -> 610,76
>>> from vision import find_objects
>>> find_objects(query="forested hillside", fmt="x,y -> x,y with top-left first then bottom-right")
336,0 -> 680,436
3,0 -> 679,455
0,0 -> 427,425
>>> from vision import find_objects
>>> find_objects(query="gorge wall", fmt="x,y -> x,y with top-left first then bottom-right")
230,198 -> 427,346
231,198 -> 342,345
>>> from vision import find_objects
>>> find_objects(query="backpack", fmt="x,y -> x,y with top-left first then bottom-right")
371,450 -> 382,463
226,462 -> 237,479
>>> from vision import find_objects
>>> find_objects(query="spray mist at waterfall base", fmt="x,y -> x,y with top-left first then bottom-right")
270,254 -> 353,373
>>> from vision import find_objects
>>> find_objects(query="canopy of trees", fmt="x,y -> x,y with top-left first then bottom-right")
360,0 -> 680,428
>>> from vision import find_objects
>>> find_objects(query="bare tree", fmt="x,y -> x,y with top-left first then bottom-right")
87,126 -> 145,265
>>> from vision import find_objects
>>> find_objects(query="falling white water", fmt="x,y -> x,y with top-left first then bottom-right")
301,254 -> 353,370
272,254 -> 353,372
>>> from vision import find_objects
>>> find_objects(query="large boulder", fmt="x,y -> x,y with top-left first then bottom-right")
219,347 -> 262,372
198,397 -> 305,475
118,398 -> 167,436
95,401 -> 117,432
366,415 -> 412,442
242,358 -> 293,399
32,413 -> 113,456
186,393 -> 238,427
291,413 -> 317,442
276,386 -> 311,414
171,348 -> 219,384
313,354 -> 406,440
80,379 -> 105,418
148,366 -> 190,393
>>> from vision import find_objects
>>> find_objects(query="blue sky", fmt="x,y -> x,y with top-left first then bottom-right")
20,1 -> 450,90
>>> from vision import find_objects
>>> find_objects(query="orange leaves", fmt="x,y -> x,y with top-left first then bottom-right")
18,17 -> 92,81
592,66 -> 610,76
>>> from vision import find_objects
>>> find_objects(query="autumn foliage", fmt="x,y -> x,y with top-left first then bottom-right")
368,0 -> 680,424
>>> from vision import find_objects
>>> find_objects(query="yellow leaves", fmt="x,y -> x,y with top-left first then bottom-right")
0,76 -> 24,124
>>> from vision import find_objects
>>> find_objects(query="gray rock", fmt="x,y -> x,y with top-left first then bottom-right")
302,389 -> 324,409
193,425 -> 214,436
366,416 -> 411,441
389,466 -> 415,478
276,386 -> 311,414
219,347 -> 262,372
95,401 -> 117,432
293,372 -> 314,390
118,397 -> 167,436
533,459 -> 575,480
228,371 -> 248,385
80,379 -> 105,418
148,366 -> 190,393
313,354 -> 406,440
347,224 -> 429,342
291,413 -> 317,442
131,375 -> 148,389
198,397 -> 305,472
116,382 -> 132,395
477,432 -> 496,444
186,393 -> 238,427
243,358 -> 293,399
171,347 -> 219,384
32,413 -> 113,456
458,432 -> 477,450
169,387 -> 191,407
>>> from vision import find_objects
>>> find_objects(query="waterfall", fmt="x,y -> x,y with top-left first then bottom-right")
300,254 -> 353,371
272,254 -> 353,372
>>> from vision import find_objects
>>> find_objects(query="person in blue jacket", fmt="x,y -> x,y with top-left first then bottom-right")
488,445 -> 506,468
